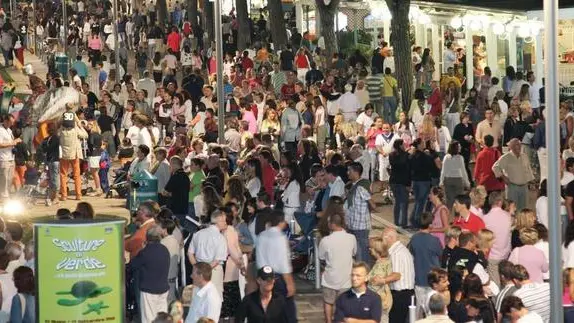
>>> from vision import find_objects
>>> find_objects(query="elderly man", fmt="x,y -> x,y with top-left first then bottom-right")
125,200 -> 160,258
382,228 -> 415,323
416,294 -> 453,323
128,224 -> 170,323
188,209 -> 228,298
492,138 -> 535,210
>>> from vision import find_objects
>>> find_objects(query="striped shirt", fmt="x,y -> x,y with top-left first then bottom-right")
513,282 -> 550,322
495,284 -> 517,312
344,183 -> 371,230
388,241 -> 415,291
365,75 -> 383,102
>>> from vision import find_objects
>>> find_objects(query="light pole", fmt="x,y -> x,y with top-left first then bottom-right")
113,0 -> 120,83
62,0 -> 67,54
214,0 -> 225,144
544,0 -> 562,322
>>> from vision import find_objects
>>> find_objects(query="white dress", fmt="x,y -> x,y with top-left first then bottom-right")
375,132 -> 396,182
282,180 -> 301,233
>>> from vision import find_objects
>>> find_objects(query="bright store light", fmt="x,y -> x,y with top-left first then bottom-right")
2,199 -> 24,217
531,24 -> 541,36
419,14 -> 431,25
492,22 -> 505,35
518,24 -> 531,38
470,20 -> 482,31
450,17 -> 463,29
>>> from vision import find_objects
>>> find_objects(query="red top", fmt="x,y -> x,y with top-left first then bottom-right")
474,147 -> 505,192
242,57 -> 254,71
452,212 -> 485,234
281,84 -> 296,99
167,32 -> 181,53
427,88 -> 442,117
262,163 -> 277,202
183,22 -> 191,35
295,54 -> 309,68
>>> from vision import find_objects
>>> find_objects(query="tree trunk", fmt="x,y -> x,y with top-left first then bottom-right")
316,0 -> 340,60
386,0 -> 413,110
268,0 -> 287,49
236,0 -> 251,50
204,1 -> 214,40
157,0 -> 167,26
187,0 -> 198,26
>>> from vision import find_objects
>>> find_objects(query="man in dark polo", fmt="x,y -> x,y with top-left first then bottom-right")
334,262 -> 382,323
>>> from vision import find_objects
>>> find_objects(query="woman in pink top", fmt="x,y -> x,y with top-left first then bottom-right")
508,228 -> 549,283
563,269 -> 574,321
429,187 -> 449,246
240,103 -> 257,134
87,33 -> 102,68
366,117 -> 384,181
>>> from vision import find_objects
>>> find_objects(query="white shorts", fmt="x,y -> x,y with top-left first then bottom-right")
88,156 -> 101,169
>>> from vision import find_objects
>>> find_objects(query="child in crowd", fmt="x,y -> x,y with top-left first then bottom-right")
118,137 -> 134,166
99,142 -> 111,194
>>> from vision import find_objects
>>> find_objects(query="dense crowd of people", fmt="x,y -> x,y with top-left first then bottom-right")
0,0 -> 572,323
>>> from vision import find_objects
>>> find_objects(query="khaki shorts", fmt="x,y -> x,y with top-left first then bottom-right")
322,287 -> 347,305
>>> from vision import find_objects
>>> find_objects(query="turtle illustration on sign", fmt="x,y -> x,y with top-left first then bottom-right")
56,281 -> 112,307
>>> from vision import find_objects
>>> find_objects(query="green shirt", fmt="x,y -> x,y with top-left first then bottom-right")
189,170 -> 205,201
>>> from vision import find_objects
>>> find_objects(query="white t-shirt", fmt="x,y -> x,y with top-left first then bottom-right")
0,126 -> 14,161
356,112 -> 377,135
246,177 -> 261,198
517,311 -> 544,323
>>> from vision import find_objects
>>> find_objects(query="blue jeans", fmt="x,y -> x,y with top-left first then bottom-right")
410,181 -> 431,228
99,168 -> 109,192
390,184 -> 408,227
383,96 -> 398,124
349,229 -> 371,265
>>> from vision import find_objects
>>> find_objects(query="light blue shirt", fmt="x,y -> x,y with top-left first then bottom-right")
189,225 -> 228,264
255,226 -> 292,274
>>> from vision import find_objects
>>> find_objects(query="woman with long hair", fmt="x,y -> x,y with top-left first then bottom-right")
409,88 -> 426,127
220,207 -> 245,320
368,237 -> 394,323
245,158 -> 263,198
367,117 -> 384,182
508,228 -> 549,283
86,120 -> 103,196
418,114 -> 438,148
279,164 -> 303,233
10,266 -> 35,323
87,32 -> 102,68
195,184 -> 222,223
429,187 -> 450,246
445,81 -> 461,134
503,66 -> 516,99
394,111 -> 416,149
313,96 -> 328,152
511,208 -> 537,249
317,196 -> 345,237
452,112 -> 474,180
389,139 -> 410,227
461,273 -> 496,323
152,52 -> 163,83
298,139 -> 321,183
440,141 -> 470,207
260,108 -> 280,135
421,48 -> 435,86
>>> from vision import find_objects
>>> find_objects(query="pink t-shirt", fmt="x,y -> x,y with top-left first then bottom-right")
508,245 -> 549,283
88,37 -> 101,50
242,110 -> 257,134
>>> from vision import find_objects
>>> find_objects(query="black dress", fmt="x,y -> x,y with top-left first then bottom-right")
452,122 -> 474,180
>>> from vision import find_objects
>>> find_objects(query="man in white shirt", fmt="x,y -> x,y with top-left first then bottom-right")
184,262 -> 222,323
510,265 -> 550,322
160,218 -> 180,304
318,212 -> 357,323
488,77 -> 503,105
527,71 -> 542,111
0,115 -> 19,198
500,296 -> 544,323
443,42 -> 457,73
125,18 -> 134,50
338,84 -> 360,121
188,210 -> 228,298
137,71 -> 156,108
325,165 -> 345,197
509,72 -> 528,98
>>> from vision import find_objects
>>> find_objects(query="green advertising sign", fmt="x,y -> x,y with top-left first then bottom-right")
34,218 -> 125,323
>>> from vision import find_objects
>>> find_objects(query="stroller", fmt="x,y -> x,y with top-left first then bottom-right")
106,161 -> 131,199
20,164 -> 49,205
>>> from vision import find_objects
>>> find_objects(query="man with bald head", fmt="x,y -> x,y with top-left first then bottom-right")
492,138 -> 534,210
382,228 -> 415,323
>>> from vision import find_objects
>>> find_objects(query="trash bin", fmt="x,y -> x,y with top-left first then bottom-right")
127,170 -> 158,213
55,53 -> 69,80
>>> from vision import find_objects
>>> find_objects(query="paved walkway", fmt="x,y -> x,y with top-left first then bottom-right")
1,50 -> 48,93
8,52 -> 408,323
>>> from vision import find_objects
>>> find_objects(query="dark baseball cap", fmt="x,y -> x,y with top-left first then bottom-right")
257,266 -> 275,281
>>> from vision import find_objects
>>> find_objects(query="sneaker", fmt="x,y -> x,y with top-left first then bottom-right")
45,199 -> 51,206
